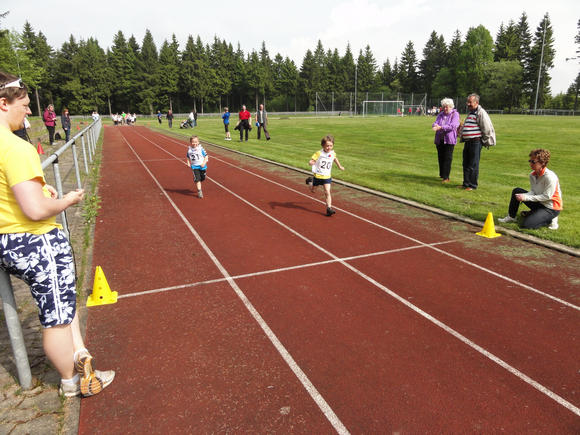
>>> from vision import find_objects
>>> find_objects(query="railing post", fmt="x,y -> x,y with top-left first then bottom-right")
51,157 -> 69,239
0,269 -> 32,390
71,142 -> 82,190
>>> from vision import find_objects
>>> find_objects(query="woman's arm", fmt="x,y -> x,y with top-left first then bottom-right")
12,179 -> 84,221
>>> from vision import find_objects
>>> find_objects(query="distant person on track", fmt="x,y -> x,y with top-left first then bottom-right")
238,105 -> 251,141
186,135 -> 209,199
0,71 -> 115,398
255,104 -> 270,140
305,135 -> 345,216
458,93 -> 496,191
432,98 -> 460,184
498,148 -> 562,230
222,107 -> 231,140
43,104 -> 57,145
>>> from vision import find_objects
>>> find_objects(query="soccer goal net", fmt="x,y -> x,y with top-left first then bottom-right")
362,100 -> 404,117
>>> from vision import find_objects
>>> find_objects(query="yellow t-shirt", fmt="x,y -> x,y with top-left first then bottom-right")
0,125 -> 60,234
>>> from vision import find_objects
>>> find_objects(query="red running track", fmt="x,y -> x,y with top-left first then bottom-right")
79,126 -> 580,433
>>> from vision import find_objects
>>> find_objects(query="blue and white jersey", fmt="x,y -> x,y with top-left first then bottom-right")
187,145 -> 208,170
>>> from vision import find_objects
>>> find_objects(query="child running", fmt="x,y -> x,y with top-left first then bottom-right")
186,135 -> 209,198
306,134 -> 345,216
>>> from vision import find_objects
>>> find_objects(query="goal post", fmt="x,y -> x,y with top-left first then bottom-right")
362,100 -> 404,117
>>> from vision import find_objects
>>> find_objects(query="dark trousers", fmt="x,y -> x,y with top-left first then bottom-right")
507,187 -> 559,228
168,119 -> 173,128
239,120 -> 249,140
436,142 -> 454,179
257,123 -> 269,140
46,125 -> 55,144
64,128 -> 70,142
462,139 -> 482,189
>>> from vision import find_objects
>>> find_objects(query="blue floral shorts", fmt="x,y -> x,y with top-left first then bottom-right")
0,228 -> 76,328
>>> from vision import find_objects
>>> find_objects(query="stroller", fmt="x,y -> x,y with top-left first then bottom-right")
180,119 -> 195,129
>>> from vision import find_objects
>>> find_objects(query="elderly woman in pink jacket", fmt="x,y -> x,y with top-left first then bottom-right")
431,98 -> 460,183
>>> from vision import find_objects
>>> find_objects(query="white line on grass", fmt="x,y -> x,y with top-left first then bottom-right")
119,131 -> 350,434
131,129 -> 580,417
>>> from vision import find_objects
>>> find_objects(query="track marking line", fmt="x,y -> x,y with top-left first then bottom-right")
126,129 -> 580,417
210,172 -> 580,418
118,240 -> 458,300
118,131 -> 350,434
174,138 -> 577,312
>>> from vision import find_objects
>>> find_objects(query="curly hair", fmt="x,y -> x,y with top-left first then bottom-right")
0,71 -> 28,102
529,148 -> 551,166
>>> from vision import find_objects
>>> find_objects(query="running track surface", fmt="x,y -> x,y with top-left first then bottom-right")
79,126 -> 580,433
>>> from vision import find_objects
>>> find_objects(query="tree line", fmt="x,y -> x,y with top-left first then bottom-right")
1,10 -> 578,116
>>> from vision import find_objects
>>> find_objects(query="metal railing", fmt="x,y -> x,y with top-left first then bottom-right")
0,119 -> 101,389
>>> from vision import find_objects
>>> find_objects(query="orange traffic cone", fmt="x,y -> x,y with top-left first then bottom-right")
36,141 -> 45,155
87,266 -> 118,306
476,212 -> 501,238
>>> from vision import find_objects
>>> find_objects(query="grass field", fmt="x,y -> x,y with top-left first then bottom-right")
136,115 -> 577,248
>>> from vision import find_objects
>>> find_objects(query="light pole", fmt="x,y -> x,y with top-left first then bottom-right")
354,63 -> 358,116
533,17 -> 547,115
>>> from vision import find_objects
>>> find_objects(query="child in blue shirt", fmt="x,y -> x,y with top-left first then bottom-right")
186,135 -> 209,198
222,107 -> 231,140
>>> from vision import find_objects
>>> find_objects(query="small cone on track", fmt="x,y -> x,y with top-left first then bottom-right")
87,266 -> 118,306
476,212 -> 501,238
36,141 -> 45,155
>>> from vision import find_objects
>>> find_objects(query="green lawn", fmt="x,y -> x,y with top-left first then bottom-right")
148,114 -> 579,248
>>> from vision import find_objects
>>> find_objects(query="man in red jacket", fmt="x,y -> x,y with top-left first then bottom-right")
238,105 -> 251,142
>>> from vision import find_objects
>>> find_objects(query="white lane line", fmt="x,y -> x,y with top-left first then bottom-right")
148,131 -> 577,311
209,174 -> 580,418
134,129 -> 580,417
118,240 -> 458,300
118,131 -> 350,434
201,148 -> 579,312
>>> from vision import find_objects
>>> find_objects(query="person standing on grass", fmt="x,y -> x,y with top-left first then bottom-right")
255,103 -> 270,140
305,135 -> 345,216
167,109 -> 174,128
0,71 -> 115,398
498,148 -> 562,230
222,107 -> 231,140
61,108 -> 71,143
458,93 -> 496,191
43,104 -> 57,145
238,105 -> 251,142
432,98 -> 460,184
186,135 -> 208,199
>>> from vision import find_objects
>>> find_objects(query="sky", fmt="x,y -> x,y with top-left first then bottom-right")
2,0 -> 579,94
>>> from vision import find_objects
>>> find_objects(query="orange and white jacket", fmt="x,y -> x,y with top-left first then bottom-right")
522,167 -> 563,210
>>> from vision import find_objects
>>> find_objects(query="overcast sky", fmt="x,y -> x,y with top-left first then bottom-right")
2,0 -> 579,94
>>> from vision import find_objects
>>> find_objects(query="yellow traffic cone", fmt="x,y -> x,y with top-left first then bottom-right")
476,212 -> 501,238
87,266 -> 118,306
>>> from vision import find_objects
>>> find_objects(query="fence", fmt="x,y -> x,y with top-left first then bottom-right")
0,119 -> 101,389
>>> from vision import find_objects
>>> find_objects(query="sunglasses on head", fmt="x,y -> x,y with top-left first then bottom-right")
0,79 -> 24,89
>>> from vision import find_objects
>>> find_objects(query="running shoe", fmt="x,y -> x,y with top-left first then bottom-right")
326,207 -> 336,216
498,216 -> 517,223
75,353 -> 115,397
